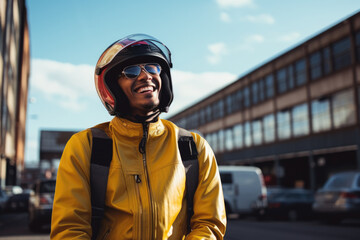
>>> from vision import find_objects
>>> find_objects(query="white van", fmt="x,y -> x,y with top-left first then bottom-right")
219,166 -> 267,217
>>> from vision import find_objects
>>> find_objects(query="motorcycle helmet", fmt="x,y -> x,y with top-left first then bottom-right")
94,34 -> 173,117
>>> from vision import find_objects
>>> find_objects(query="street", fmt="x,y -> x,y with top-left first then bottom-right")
0,212 -> 360,239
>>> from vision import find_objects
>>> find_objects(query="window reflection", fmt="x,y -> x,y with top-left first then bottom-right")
233,124 -> 243,149
252,120 -> 262,145
292,103 -> 309,136
277,110 -> 291,139
212,132 -> 218,153
218,130 -> 225,152
312,98 -> 331,132
225,128 -> 234,151
332,89 -> 356,128
263,114 -> 275,142
244,122 -> 252,147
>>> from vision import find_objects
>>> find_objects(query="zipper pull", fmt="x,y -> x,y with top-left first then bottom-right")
135,174 -> 141,183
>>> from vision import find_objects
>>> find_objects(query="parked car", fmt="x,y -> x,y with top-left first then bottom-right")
313,171 -> 360,223
219,166 -> 267,218
6,191 -> 30,212
3,185 -> 29,212
265,187 -> 314,221
28,179 -> 56,231
4,185 -> 23,196
0,189 -> 9,213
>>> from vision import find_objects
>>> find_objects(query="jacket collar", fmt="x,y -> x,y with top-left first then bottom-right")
109,116 -> 165,138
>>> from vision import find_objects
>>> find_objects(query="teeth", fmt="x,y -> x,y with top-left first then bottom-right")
137,86 -> 154,93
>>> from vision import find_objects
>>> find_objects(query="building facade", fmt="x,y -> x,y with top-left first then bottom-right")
169,11 -> 360,190
0,0 -> 30,187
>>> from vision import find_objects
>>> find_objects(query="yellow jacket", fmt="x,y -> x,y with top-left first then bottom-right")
50,117 -> 226,240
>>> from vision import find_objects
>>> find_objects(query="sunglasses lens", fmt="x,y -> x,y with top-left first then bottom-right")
144,64 -> 161,75
124,66 -> 141,78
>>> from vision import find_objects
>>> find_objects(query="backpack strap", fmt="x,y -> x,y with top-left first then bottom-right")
178,127 -> 199,233
89,127 -> 199,238
90,128 -> 113,240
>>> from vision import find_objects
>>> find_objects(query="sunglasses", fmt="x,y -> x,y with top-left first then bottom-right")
122,63 -> 162,79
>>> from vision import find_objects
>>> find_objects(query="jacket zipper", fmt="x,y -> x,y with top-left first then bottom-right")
134,174 -> 142,240
101,228 -> 110,240
139,123 -> 154,239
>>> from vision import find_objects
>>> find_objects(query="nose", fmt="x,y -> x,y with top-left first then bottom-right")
137,67 -> 152,80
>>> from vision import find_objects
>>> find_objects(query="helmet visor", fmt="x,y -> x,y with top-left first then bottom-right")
96,34 -> 172,70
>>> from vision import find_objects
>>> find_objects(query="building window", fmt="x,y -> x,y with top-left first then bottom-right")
332,37 -> 351,71
310,51 -> 322,80
356,31 -> 360,62
244,122 -> 252,147
265,74 -> 274,98
243,87 -> 250,108
277,109 -> 291,140
258,78 -> 265,102
225,128 -> 234,151
332,89 -> 356,129
218,130 -> 225,152
232,90 -> 242,112
263,114 -> 275,143
206,105 -> 212,123
277,68 -> 287,94
252,82 -> 258,104
199,108 -> 206,125
233,124 -> 243,149
277,65 -> 296,94
176,118 -> 186,129
295,58 -> 307,86
205,133 -> 213,149
292,103 -> 309,137
252,119 -> 262,145
213,99 -> 224,120
310,47 -> 332,81
312,97 -> 331,133
212,132 -> 219,153
226,95 -> 233,115
323,47 -> 331,75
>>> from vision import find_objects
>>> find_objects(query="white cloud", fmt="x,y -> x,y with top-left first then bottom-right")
30,59 -> 236,117
220,12 -> 231,23
245,34 -> 264,43
216,0 -> 254,8
169,70 -> 237,115
207,42 -> 228,65
278,32 -> 301,42
245,14 -> 275,24
31,59 -> 95,111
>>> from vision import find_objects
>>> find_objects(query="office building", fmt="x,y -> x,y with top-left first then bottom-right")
169,11 -> 360,190
0,0 -> 30,187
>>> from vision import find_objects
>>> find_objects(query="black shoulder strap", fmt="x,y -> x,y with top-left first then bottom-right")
90,128 -> 112,240
178,127 -> 199,233
89,127 -> 199,238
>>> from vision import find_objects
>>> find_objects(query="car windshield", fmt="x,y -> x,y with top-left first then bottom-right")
40,181 -> 56,193
323,173 -> 355,189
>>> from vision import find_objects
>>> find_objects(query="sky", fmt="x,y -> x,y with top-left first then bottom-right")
25,0 -> 360,166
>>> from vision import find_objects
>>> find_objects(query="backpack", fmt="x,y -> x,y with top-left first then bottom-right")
89,127 -> 199,240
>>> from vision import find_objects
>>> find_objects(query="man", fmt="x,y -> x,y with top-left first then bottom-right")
50,34 -> 226,239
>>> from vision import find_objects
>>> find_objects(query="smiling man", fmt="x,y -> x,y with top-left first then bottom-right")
50,34 -> 226,240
